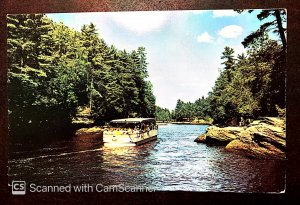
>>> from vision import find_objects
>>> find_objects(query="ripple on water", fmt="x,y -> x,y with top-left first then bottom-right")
8,125 -> 285,192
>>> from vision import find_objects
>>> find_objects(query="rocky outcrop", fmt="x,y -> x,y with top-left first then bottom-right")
194,133 -> 206,143
195,117 -> 286,159
75,127 -> 103,136
194,126 -> 243,143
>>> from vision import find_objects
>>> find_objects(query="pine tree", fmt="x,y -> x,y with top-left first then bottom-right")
8,14 -> 157,139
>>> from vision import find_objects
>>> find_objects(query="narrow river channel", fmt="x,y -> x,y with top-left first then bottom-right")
8,124 -> 285,192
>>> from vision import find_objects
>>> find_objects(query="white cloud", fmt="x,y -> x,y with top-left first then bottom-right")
212,10 -> 238,18
218,25 -> 243,38
108,11 -> 173,35
196,32 -> 214,43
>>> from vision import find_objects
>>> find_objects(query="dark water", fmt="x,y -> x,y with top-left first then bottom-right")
8,124 -> 285,192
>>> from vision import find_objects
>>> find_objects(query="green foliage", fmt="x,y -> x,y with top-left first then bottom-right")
8,14 -> 156,139
172,34 -> 285,125
155,106 -> 172,122
241,9 -> 286,51
7,11 -> 286,137
174,99 -> 201,121
191,10 -> 287,125
172,98 -> 212,123
206,37 -> 285,125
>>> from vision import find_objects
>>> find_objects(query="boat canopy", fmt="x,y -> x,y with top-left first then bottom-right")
110,118 -> 156,124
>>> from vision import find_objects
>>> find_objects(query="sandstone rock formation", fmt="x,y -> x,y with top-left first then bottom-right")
75,127 -> 103,136
194,117 -> 286,159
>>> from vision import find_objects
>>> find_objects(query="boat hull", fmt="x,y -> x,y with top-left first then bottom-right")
103,130 -> 158,146
135,135 -> 157,145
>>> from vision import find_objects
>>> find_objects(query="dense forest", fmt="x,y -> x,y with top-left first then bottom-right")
156,9 -> 286,125
8,10 -> 286,139
8,14 -> 156,139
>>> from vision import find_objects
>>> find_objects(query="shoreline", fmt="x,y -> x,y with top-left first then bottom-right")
156,121 -> 212,125
73,117 -> 286,160
170,122 -> 212,125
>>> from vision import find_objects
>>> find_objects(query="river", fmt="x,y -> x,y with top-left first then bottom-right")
8,124 -> 285,192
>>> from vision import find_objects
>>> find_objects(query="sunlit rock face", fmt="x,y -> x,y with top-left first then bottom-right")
194,133 -> 206,143
194,126 -> 242,144
207,126 -> 243,142
195,117 -> 286,159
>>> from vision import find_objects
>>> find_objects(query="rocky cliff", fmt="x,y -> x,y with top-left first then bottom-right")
194,117 -> 286,159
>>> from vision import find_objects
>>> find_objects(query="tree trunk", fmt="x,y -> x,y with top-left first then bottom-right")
89,77 -> 93,110
275,10 -> 287,51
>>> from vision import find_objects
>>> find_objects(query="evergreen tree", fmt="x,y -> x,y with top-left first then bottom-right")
8,14 -> 157,139
238,9 -> 287,51
155,106 -> 172,122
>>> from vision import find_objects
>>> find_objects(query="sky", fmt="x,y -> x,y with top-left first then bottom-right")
47,10 -> 275,110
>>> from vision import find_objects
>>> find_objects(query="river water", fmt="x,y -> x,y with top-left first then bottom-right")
8,124 -> 285,192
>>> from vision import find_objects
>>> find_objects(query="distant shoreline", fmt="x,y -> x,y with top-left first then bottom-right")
170,122 -> 212,125
156,121 -> 212,125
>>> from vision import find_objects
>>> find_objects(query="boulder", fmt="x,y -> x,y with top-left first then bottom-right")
195,117 -> 286,159
205,126 -> 243,143
226,139 -> 285,159
194,133 -> 206,143
75,126 -> 103,136
246,120 -> 285,152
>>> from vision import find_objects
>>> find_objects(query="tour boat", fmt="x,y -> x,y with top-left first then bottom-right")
103,118 -> 158,147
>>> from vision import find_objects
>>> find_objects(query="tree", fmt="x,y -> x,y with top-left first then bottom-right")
174,99 -> 184,120
237,9 -> 286,51
194,96 -> 208,118
205,47 -> 238,124
8,14 -> 158,139
8,14 -> 55,138
155,106 -> 172,122
80,23 -> 103,110
221,46 -> 235,70
144,81 -> 156,117
237,9 -> 286,114
174,100 -> 196,121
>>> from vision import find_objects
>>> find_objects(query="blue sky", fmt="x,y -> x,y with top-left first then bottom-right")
47,10 -> 278,110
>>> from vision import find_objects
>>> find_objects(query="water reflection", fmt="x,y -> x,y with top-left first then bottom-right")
8,124 -> 285,192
